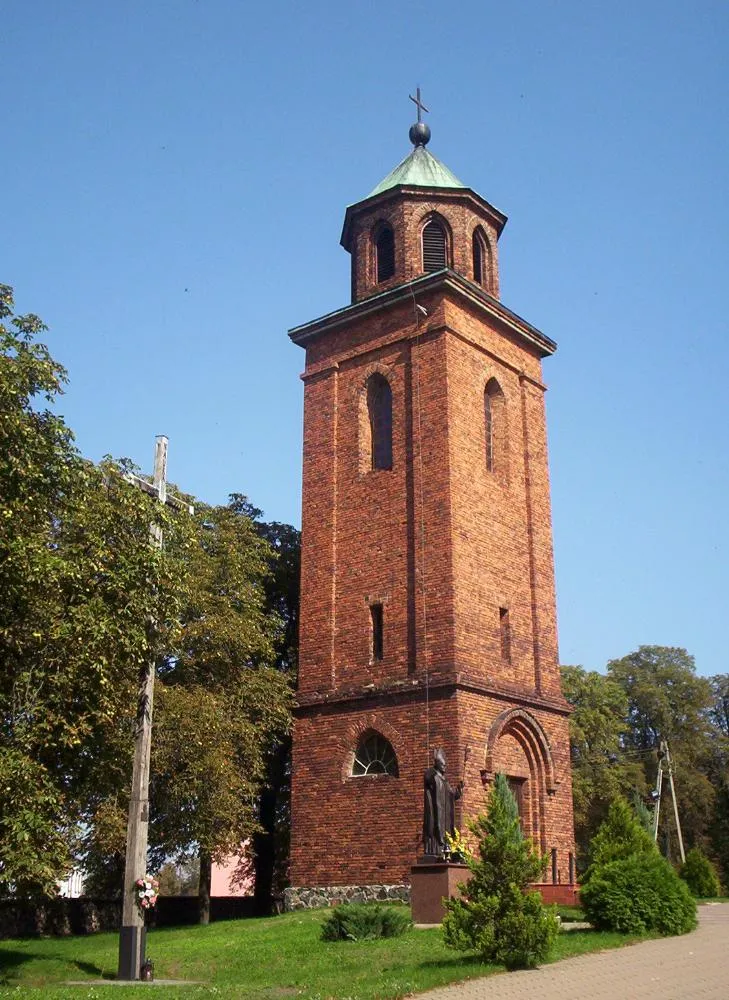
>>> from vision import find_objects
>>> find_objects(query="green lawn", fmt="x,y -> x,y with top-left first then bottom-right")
0,907 -> 658,1000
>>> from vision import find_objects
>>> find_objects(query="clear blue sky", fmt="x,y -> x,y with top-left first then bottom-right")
3,1 -> 727,677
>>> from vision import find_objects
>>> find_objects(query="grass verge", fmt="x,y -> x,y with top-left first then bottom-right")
0,906 -> 662,999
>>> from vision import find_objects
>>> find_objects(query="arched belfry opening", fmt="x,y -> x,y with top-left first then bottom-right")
374,223 -> 395,283
472,226 -> 489,287
422,217 -> 448,272
289,93 -> 574,903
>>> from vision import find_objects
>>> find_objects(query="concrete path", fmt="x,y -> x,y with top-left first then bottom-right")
418,904 -> 728,1000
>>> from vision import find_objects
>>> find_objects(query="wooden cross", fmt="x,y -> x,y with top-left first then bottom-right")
409,86 -> 430,123
117,436 -> 193,981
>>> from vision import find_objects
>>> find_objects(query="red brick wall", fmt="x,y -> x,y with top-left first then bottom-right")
346,190 -> 501,304
291,184 -> 575,890
291,692 -> 459,886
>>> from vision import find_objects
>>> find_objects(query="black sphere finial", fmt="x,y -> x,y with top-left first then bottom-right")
408,87 -> 431,147
409,121 -> 431,147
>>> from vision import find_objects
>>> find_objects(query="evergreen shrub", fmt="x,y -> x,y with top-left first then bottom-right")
587,797 -> 657,872
581,798 -> 697,936
320,903 -> 411,941
679,848 -> 722,898
580,854 -> 697,935
442,773 -> 559,970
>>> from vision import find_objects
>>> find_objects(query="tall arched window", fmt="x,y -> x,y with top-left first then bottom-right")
367,373 -> 393,470
484,378 -> 507,474
472,228 -> 488,286
352,731 -> 399,776
375,224 -> 395,283
422,219 -> 447,272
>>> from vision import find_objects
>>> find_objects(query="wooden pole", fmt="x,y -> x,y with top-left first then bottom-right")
652,748 -> 663,843
117,436 -> 191,980
665,742 -> 686,864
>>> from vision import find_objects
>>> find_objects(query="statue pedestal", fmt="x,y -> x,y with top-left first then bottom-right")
410,861 -> 469,924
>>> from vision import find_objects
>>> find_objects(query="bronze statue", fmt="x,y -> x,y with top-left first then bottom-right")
422,749 -> 464,858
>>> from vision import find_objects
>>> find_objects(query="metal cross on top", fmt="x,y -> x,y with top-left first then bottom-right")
409,86 -> 430,123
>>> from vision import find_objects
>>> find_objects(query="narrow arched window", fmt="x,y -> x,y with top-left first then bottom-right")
367,373 -> 392,470
352,731 -> 399,776
422,219 -> 447,272
485,378 -> 507,474
472,228 -> 487,286
375,225 -> 395,283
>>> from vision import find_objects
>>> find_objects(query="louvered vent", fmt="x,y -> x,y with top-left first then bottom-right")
422,221 -> 447,272
376,227 -> 395,282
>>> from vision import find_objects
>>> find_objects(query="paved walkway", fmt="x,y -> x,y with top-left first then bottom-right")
418,904 -> 729,1000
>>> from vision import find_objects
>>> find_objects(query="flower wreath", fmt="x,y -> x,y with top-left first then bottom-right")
134,875 -> 160,913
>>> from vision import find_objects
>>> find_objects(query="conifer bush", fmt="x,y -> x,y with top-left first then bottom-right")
586,796 -> 657,870
580,855 -> 697,935
679,847 -> 722,898
320,902 -> 411,941
442,773 -> 559,970
580,798 -> 697,936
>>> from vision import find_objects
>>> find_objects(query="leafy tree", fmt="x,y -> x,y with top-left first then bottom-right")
149,499 -> 292,923
83,499 -> 292,920
707,675 -> 729,882
0,749 -> 75,896
0,285 -> 191,896
1,286 -> 293,909
156,863 -> 183,897
709,674 -> 729,739
442,774 -> 559,970
243,504 -> 300,913
561,665 -> 646,869
179,857 -> 200,896
608,647 -> 715,858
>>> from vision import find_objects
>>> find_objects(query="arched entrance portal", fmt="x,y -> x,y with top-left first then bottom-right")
481,708 -> 558,854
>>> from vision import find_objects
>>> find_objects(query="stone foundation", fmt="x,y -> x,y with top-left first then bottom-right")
284,884 -> 410,911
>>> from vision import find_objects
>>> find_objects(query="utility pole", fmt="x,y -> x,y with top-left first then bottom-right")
652,739 -> 686,864
117,436 -> 193,981
664,741 -> 686,864
652,749 -> 664,841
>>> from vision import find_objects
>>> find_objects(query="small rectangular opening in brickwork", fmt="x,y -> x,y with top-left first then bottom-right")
371,603 -> 384,661
499,607 -> 511,662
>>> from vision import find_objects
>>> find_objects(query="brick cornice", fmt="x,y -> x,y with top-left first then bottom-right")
340,185 -> 508,251
289,270 -> 557,358
294,672 -> 572,717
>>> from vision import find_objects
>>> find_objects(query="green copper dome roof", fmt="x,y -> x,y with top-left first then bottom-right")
368,144 -> 466,198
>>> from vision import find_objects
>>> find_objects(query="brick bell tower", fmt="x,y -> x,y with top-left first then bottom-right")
288,98 -> 575,898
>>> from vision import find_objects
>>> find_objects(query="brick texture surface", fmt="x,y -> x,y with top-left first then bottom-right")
291,178 -> 575,890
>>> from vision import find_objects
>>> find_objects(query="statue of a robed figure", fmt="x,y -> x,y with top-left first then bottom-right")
422,749 -> 464,859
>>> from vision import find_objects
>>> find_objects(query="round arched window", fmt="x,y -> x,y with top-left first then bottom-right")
352,732 -> 399,776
